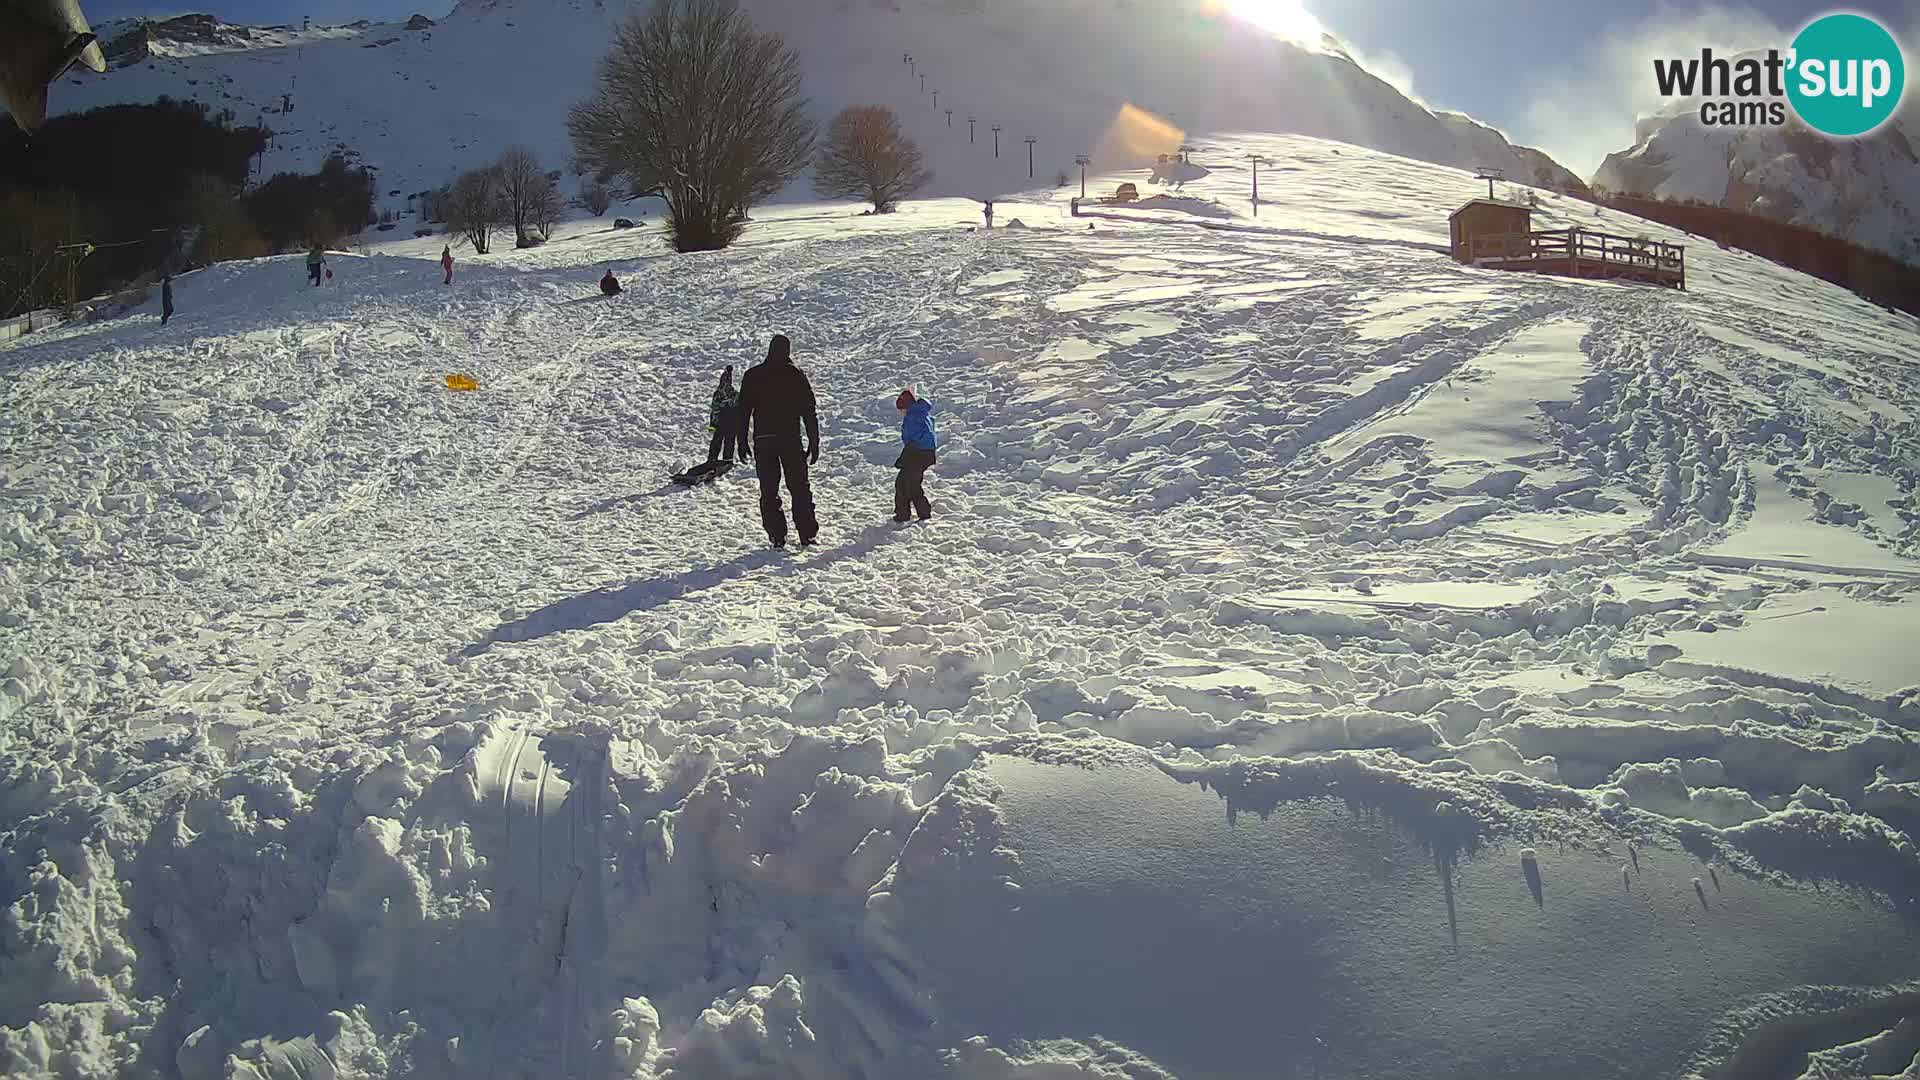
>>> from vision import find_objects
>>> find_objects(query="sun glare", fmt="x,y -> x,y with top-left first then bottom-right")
1215,0 -> 1327,45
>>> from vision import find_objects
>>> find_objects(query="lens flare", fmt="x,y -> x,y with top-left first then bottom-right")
1212,0 -> 1327,45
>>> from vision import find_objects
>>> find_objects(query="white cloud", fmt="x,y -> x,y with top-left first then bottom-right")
1516,4 -> 1788,178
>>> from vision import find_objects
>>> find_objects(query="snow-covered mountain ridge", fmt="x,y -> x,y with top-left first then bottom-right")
43,0 -> 1585,211
1595,105 -> 1920,263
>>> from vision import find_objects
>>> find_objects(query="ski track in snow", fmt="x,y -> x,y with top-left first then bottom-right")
2,134 -> 1920,1079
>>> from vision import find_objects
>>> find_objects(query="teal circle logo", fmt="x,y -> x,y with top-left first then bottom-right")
1787,13 -> 1906,136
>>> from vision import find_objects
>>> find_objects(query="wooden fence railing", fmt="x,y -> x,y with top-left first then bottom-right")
1469,229 -> 1685,279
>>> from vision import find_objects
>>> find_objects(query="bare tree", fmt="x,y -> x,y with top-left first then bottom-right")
445,166 -> 509,254
582,182 -> 614,216
568,0 -> 815,252
497,146 -> 564,247
420,184 -> 451,224
814,106 -> 932,213
533,176 -> 566,240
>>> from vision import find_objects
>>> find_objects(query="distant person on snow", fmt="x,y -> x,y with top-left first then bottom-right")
600,269 -> 622,296
738,333 -> 820,548
708,365 -> 741,465
441,244 -> 454,286
160,272 -> 174,326
893,388 -> 937,523
983,200 -> 994,229
306,245 -> 326,287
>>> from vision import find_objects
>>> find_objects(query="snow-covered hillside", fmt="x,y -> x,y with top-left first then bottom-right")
1595,104 -> 1920,263
4,132 -> 1919,1079
41,0 -> 1584,216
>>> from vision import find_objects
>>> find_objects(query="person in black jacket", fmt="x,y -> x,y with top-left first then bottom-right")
737,333 -> 819,547
160,272 -> 174,326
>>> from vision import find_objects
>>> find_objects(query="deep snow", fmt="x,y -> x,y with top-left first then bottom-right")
3,133 -> 1920,1079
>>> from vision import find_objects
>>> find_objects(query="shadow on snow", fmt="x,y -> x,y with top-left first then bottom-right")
456,522 -> 908,658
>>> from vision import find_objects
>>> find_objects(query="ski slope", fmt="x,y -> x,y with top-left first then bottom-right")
3,133 -> 1920,1079
44,0 -> 1584,217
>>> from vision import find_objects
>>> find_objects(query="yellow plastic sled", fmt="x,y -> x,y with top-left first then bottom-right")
444,374 -> 480,392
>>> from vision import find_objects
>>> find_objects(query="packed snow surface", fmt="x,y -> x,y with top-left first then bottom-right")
4,134 -> 1920,1079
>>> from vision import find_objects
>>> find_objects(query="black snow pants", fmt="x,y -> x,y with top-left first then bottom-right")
755,435 -> 817,546
894,447 -> 934,521
708,408 -> 740,463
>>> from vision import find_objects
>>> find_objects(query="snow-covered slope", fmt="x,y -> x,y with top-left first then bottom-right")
4,132 -> 1919,1078
40,0 -> 1584,213
1595,104 -> 1920,263
93,13 -> 384,65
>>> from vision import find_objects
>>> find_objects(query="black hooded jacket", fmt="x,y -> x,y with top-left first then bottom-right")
738,335 -> 819,448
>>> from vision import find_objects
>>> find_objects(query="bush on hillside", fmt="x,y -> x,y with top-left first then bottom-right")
247,154 -> 376,251
183,174 -> 267,264
569,0 -> 815,253
0,99 -> 265,313
583,182 -> 613,216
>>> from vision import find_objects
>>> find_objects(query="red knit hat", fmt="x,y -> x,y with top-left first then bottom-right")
895,389 -> 916,410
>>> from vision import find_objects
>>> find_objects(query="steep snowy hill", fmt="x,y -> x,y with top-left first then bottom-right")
4,132 -> 1920,1079
1594,105 -> 1920,263
40,0 -> 1585,215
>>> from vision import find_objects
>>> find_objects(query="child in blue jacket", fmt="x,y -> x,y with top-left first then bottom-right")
894,388 -> 936,522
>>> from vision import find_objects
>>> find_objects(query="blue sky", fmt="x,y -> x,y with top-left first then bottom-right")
1317,0 -> 1918,172
1321,0 -> 1916,124
81,1 -> 1919,176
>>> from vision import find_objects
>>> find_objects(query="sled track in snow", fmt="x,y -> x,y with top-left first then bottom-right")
472,725 -> 609,1079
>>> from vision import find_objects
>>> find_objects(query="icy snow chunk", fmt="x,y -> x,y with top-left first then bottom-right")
1600,759 -> 1769,828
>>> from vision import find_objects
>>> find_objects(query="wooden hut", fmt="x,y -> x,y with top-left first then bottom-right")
1449,197 -> 1686,289
1449,199 -> 1535,262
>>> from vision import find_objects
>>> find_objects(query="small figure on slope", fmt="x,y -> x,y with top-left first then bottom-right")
708,365 -> 741,465
893,388 -> 936,523
441,244 -> 455,286
160,272 -> 174,327
600,269 -> 622,296
306,244 -> 326,287
738,333 -> 820,548
983,200 -> 994,229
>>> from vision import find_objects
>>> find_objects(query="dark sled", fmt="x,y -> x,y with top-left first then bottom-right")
670,460 -> 735,486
